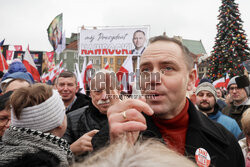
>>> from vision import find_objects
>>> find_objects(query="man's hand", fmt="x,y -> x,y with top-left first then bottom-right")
107,97 -> 154,144
70,129 -> 99,155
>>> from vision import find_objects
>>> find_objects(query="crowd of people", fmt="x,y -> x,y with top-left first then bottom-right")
0,36 -> 249,166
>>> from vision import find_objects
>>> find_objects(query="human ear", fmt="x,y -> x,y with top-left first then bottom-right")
187,69 -> 196,91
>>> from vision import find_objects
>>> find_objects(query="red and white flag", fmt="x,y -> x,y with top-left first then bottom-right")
83,60 -> 93,85
58,59 -> 63,68
49,68 -> 58,82
14,45 -> 23,51
117,56 -> 134,92
23,46 -> 40,82
213,77 -> 225,88
75,63 -> 83,91
49,60 -> 63,82
194,64 -> 200,87
0,49 -> 8,72
41,73 -> 50,83
80,58 -> 87,94
46,51 -> 54,63
6,50 -> 13,61
104,61 -> 109,69
59,67 -> 64,73
80,59 -> 93,94
225,73 -> 230,88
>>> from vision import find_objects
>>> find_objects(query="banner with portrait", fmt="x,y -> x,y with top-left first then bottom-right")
79,26 -> 150,57
47,13 -> 63,51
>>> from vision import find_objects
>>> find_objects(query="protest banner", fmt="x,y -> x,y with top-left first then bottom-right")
79,26 -> 150,57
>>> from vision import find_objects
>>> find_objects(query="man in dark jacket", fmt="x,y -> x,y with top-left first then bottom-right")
63,69 -> 120,160
222,75 -> 250,129
93,36 -> 245,167
55,71 -> 90,114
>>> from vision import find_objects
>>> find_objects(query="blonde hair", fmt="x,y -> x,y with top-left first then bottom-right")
10,83 -> 53,119
74,138 -> 197,167
241,108 -> 250,135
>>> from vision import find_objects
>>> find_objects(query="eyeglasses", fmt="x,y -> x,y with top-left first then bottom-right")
229,86 -> 242,91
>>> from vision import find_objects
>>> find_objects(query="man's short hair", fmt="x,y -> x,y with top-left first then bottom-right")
57,71 -> 77,85
133,30 -> 145,37
149,36 -> 194,70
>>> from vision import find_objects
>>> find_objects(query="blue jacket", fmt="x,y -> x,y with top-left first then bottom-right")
209,110 -> 241,138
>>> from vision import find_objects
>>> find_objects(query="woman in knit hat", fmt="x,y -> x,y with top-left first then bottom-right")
0,83 -> 73,166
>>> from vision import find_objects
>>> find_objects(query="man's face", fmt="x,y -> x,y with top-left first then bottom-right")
228,84 -> 248,104
90,82 -> 113,114
133,32 -> 146,50
90,71 -> 120,114
140,41 -> 195,119
56,77 -> 79,103
196,90 -> 216,113
0,108 -> 11,137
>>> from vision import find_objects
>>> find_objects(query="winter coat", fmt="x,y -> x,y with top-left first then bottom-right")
66,92 -> 90,114
92,98 -> 245,167
208,109 -> 241,138
222,98 -> 250,129
0,126 -> 73,167
63,102 -> 108,161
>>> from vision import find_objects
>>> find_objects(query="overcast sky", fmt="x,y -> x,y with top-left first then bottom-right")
1,0 -> 250,55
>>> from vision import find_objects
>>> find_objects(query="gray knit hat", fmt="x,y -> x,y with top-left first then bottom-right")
195,82 -> 218,101
11,89 -> 65,132
227,76 -> 250,96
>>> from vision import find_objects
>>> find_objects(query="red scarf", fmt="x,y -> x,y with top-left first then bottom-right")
152,99 -> 189,155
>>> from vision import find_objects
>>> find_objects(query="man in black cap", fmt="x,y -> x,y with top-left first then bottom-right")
223,75 -> 250,129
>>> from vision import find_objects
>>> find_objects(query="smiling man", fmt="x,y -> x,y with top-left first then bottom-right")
56,71 -> 90,114
93,36 -> 245,167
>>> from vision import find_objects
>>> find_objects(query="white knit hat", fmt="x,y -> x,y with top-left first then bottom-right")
11,89 -> 65,132
195,82 -> 218,101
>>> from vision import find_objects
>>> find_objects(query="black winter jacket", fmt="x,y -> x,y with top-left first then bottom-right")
63,102 -> 108,162
66,92 -> 90,114
63,103 -> 107,145
92,99 -> 245,167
